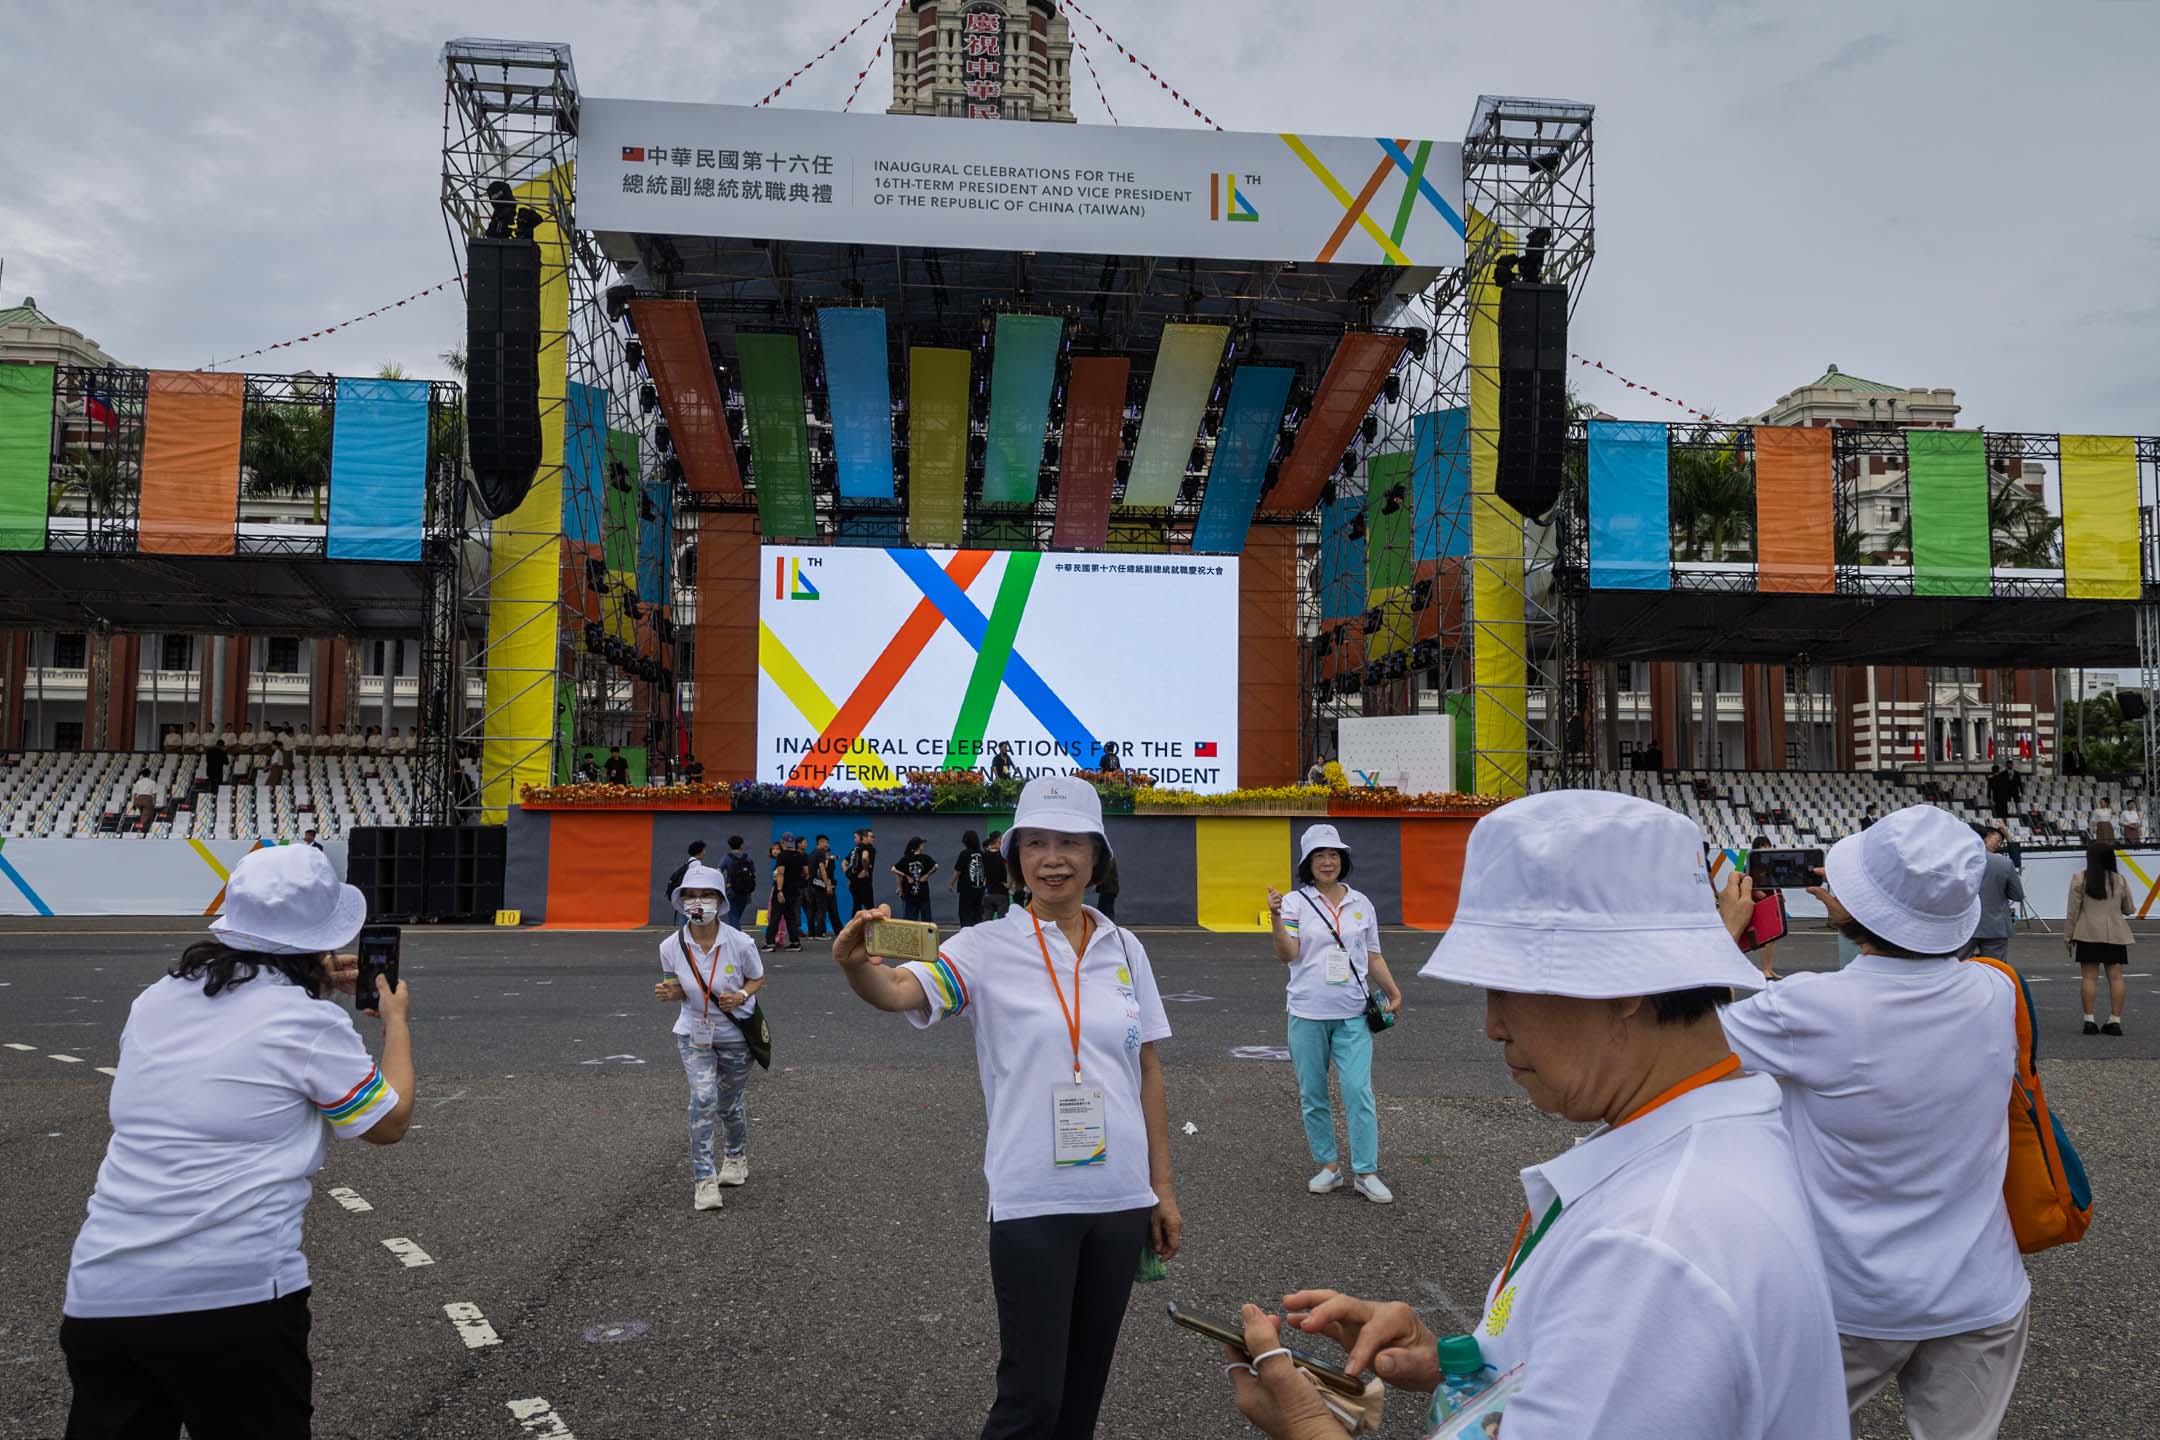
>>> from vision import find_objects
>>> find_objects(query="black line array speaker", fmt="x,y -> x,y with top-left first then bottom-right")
465,236 -> 543,519
1496,279 -> 1570,519
347,827 -> 507,923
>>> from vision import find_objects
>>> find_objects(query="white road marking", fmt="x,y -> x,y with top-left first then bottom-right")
96,1067 -> 118,1077
327,1187 -> 373,1213
3,1043 -> 35,1051
506,1398 -> 577,1437
49,1053 -> 84,1063
381,1237 -> 434,1267
443,1302 -> 501,1348
1181,1121 -> 1199,1135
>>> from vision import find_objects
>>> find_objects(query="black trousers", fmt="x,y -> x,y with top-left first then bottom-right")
806,886 -> 834,936
958,888 -> 985,926
61,1288 -> 313,1440
849,878 -> 875,915
982,1207 -> 1151,1440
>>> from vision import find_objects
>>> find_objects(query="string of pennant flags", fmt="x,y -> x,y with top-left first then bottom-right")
843,27 -> 892,112
755,0 -> 899,108
1059,0 -> 1223,130
1572,353 -> 1718,423
1070,36 -> 1121,125
204,275 -> 465,371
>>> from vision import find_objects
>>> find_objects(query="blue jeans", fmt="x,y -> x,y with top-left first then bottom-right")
726,892 -> 752,930
677,1033 -> 752,1179
1285,1014 -> 1378,1174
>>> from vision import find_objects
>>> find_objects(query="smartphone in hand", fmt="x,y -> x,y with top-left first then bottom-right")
355,924 -> 401,1012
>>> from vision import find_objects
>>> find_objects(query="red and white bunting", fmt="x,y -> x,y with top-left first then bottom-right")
205,275 -> 466,371
1572,353 -> 1717,423
1060,0 -> 1222,129
756,0 -> 901,107
1071,35 -> 1120,124
844,28 -> 892,112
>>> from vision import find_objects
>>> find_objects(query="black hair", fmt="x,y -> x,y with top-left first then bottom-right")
1749,834 -> 1770,849
688,840 -> 708,856
170,940 -> 328,999
1295,849 -> 1354,885
726,834 -> 744,849
815,833 -> 829,845
1648,986 -> 1731,1026
961,829 -> 981,851
1834,919 -> 1944,961
904,836 -> 925,855
2085,843 -> 2117,900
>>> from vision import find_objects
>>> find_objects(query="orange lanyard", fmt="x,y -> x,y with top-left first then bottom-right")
1311,888 -> 1348,933
1497,1053 -> 1741,1288
686,931 -> 726,1017
1030,907 -> 1096,1084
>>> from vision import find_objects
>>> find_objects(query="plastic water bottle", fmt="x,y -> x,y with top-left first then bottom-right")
1424,1334 -> 1498,1429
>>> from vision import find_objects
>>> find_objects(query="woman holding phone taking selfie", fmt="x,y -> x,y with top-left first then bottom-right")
60,845 -> 415,1439
832,775 -> 1181,1440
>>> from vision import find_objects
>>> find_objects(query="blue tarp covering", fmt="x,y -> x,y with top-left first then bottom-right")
1318,483 -> 1367,622
562,382 -> 608,547
1412,407 -> 1469,560
638,472 -> 673,606
1191,365 -> 1296,554
326,378 -> 429,561
817,307 -> 895,501
1588,419 -> 1671,590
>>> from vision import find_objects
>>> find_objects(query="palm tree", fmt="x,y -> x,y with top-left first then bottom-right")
243,401 -> 332,523
51,441 -> 133,521
376,361 -> 409,381
1667,422 -> 1755,561
1879,475 -> 2063,569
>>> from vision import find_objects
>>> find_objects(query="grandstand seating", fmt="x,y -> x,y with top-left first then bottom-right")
1540,769 -> 2145,852
0,749 -> 418,841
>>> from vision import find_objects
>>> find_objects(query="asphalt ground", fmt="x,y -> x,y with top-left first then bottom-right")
1,921 -> 2154,1439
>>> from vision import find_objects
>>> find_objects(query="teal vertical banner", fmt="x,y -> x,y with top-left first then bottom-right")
984,314 -> 1063,505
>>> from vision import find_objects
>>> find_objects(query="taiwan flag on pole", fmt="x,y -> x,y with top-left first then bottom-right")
1195,741 -> 1219,758
85,387 -> 116,429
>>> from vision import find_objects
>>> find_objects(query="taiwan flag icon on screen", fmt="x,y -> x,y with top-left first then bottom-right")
621,146 -> 646,162
1195,742 -> 1219,758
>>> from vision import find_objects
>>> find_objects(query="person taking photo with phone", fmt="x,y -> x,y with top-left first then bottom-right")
1223,792 -> 1843,1440
657,861 -> 764,1210
1266,825 -> 1402,1204
60,845 -> 415,1440
831,776 -> 1180,1439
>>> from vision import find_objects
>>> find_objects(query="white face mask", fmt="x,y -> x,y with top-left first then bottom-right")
684,900 -> 719,924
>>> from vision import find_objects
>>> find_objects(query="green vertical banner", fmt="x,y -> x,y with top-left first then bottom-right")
1365,451 -> 1415,658
984,314 -> 1062,505
736,333 -> 816,541
0,363 -> 55,552
1906,430 -> 1990,597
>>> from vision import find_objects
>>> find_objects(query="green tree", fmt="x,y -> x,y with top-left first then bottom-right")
1881,474 -> 2062,568
1668,422 -> 1755,561
2063,693 -> 2146,774
376,360 -> 409,381
51,441 -> 133,520
242,402 -> 332,523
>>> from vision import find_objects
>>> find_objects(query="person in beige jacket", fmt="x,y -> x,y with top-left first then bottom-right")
2066,841 -> 2135,1036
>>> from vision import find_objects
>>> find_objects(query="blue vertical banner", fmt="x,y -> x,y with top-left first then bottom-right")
638,472 -> 674,606
1191,365 -> 1297,553
1587,420 -> 1672,590
817,306 -> 896,501
1319,486 -> 1367,621
326,378 -> 429,561
1411,407 -> 1469,560
562,381 -> 609,548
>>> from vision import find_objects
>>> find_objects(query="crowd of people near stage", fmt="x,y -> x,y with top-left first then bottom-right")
51,769 -> 2093,1439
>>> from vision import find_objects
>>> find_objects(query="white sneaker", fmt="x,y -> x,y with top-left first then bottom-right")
1353,1172 -> 1394,1205
719,1155 -> 749,1187
1308,1165 -> 1346,1194
693,1177 -> 724,1211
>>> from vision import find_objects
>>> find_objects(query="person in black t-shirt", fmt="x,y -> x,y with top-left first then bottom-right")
892,836 -> 938,923
982,828 -> 1011,920
719,835 -> 757,929
665,840 -> 708,901
989,743 -> 1017,783
806,835 -> 837,938
604,746 -> 630,786
951,830 -> 988,927
844,828 -> 878,917
776,835 -> 810,950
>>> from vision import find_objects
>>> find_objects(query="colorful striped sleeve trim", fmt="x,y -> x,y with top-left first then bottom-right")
923,953 -> 970,1018
317,1066 -> 390,1129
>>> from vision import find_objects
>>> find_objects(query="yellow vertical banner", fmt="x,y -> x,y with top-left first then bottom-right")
909,347 -> 971,547
2060,434 -> 2142,600
481,166 -> 572,822
1466,211 -> 1527,796
1194,817 -> 1291,932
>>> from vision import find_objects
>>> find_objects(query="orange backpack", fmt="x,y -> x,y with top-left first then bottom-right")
1965,954 -> 2092,1252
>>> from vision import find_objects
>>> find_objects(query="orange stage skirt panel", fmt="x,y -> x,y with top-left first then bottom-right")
139,371 -> 245,556
1398,814 -> 1481,929
542,812 -> 654,928
1752,426 -> 1835,594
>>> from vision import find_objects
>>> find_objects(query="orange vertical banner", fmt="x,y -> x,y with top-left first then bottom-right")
542,812 -> 655,928
693,509 -> 760,781
1752,425 -> 1835,594
138,371 -> 244,556
1398,814 -> 1481,929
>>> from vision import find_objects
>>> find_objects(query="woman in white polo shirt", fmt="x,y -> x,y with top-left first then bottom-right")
1719,804 -> 2030,1438
1266,824 -> 1402,1203
1220,791 -> 1844,1440
61,844 -> 415,1440
832,775 -> 1180,1440
655,861 -> 764,1211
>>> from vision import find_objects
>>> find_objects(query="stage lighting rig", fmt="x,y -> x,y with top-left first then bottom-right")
1381,481 -> 1408,515
639,384 -> 658,414
605,285 -> 635,324
625,341 -> 644,372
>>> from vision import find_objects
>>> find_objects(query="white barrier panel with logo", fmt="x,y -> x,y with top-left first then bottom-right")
758,545 -> 1239,792
0,839 -> 349,917
578,99 -> 1467,268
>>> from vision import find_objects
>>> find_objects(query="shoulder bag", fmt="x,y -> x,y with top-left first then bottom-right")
678,926 -> 772,1069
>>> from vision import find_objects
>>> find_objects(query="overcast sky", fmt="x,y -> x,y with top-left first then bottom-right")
2,0 -> 2154,433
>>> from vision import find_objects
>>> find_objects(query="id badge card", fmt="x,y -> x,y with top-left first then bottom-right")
1051,1083 -> 1108,1166
689,1017 -> 718,1048
1321,944 -> 1353,985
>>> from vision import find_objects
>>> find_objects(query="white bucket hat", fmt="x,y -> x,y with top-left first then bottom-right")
670,861 -> 732,912
208,844 -> 367,957
1421,790 -> 1766,997
1298,823 -> 1350,865
1003,774 -> 1109,862
1822,804 -> 1982,955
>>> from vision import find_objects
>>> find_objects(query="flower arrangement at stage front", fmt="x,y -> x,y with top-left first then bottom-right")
1135,784 -> 1335,811
519,781 -> 733,807
1327,787 -> 1512,814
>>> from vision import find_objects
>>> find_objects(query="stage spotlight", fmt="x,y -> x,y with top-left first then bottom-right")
584,556 -> 607,592
1491,256 -> 1517,288
665,456 -> 683,485
1179,476 -> 1202,503
639,384 -> 658,414
1115,458 -> 1131,486
1521,227 -> 1552,284
1348,511 -> 1367,542
709,341 -> 725,369
606,285 -> 636,324
1263,460 -> 1281,493
734,442 -> 752,474
1411,578 -> 1434,611
583,621 -> 605,651
655,424 -> 672,453
625,598 -> 644,622
1383,374 -> 1401,405
811,392 -> 830,424
1320,480 -> 1337,509
1340,452 -> 1358,478
1381,482 -> 1408,515
1363,609 -> 1383,635
1122,420 -> 1139,450
1406,329 -> 1430,360
639,493 -> 658,523
625,341 -> 644,372
726,406 -> 744,433
1203,410 -> 1221,438
1314,632 -> 1332,659
1362,415 -> 1380,445
1189,444 -> 1208,474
